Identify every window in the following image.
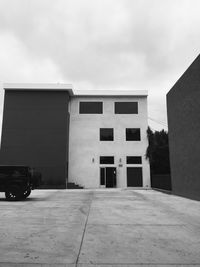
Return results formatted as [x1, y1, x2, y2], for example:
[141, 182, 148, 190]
[126, 128, 141, 141]
[100, 156, 114, 164]
[100, 128, 113, 141]
[126, 156, 142, 164]
[115, 102, 138, 114]
[100, 168, 105, 185]
[79, 102, 103, 114]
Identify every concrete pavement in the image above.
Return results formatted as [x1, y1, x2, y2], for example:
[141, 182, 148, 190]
[0, 189, 199, 266]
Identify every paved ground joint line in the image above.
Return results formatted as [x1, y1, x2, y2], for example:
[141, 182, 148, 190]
[77, 263, 200, 266]
[75, 191, 94, 267]
[0, 263, 200, 266]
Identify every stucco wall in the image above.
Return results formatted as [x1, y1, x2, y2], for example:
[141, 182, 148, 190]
[0, 90, 70, 188]
[167, 54, 200, 200]
[68, 96, 150, 188]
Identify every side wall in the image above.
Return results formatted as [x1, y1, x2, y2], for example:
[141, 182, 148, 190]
[68, 96, 150, 188]
[0, 90, 70, 188]
[167, 55, 200, 200]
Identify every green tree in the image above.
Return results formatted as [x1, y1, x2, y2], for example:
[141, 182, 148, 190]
[146, 127, 170, 174]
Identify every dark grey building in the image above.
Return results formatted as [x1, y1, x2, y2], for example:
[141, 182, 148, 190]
[167, 54, 200, 200]
[0, 84, 73, 188]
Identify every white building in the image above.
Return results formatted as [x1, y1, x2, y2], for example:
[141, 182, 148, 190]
[68, 90, 150, 189]
[0, 84, 150, 189]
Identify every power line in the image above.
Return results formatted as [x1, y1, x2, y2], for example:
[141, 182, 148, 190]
[148, 117, 168, 126]
[148, 117, 168, 127]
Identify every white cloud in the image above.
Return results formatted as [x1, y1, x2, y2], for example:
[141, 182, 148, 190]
[0, 32, 64, 83]
[0, 0, 199, 130]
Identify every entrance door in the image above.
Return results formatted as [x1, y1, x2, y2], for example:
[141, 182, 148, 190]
[100, 167, 116, 188]
[127, 167, 143, 187]
[106, 167, 116, 188]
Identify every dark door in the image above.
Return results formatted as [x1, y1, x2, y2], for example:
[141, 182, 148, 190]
[106, 167, 116, 188]
[127, 167, 143, 187]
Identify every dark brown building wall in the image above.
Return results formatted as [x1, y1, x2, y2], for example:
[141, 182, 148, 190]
[167, 54, 200, 200]
[0, 90, 70, 188]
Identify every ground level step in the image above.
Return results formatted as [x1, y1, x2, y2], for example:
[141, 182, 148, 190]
[67, 182, 84, 189]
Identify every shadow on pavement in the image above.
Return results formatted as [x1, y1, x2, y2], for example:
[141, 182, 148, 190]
[0, 196, 46, 202]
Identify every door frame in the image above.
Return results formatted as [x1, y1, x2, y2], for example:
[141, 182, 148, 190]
[100, 166, 117, 188]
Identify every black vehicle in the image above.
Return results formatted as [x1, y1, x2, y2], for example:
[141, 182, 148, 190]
[0, 166, 42, 200]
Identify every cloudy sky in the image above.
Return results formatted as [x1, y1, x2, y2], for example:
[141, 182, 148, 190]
[0, 0, 199, 132]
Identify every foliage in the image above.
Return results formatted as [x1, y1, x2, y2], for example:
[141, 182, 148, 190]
[146, 127, 170, 174]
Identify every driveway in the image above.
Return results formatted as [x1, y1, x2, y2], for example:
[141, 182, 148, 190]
[0, 189, 199, 266]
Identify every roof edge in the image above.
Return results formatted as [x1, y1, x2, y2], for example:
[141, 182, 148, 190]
[3, 83, 74, 96]
[3, 83, 148, 97]
[73, 89, 148, 96]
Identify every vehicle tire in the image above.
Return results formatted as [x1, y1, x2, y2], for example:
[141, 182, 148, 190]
[5, 185, 24, 201]
[22, 188, 31, 199]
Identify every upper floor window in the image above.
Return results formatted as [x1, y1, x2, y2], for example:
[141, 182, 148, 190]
[115, 102, 138, 114]
[126, 128, 141, 141]
[126, 156, 142, 164]
[100, 128, 114, 141]
[79, 102, 103, 114]
[100, 156, 114, 164]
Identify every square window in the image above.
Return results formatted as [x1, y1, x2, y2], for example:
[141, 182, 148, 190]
[126, 156, 142, 164]
[115, 102, 138, 114]
[100, 156, 114, 164]
[126, 128, 141, 141]
[79, 102, 103, 114]
[100, 128, 114, 141]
